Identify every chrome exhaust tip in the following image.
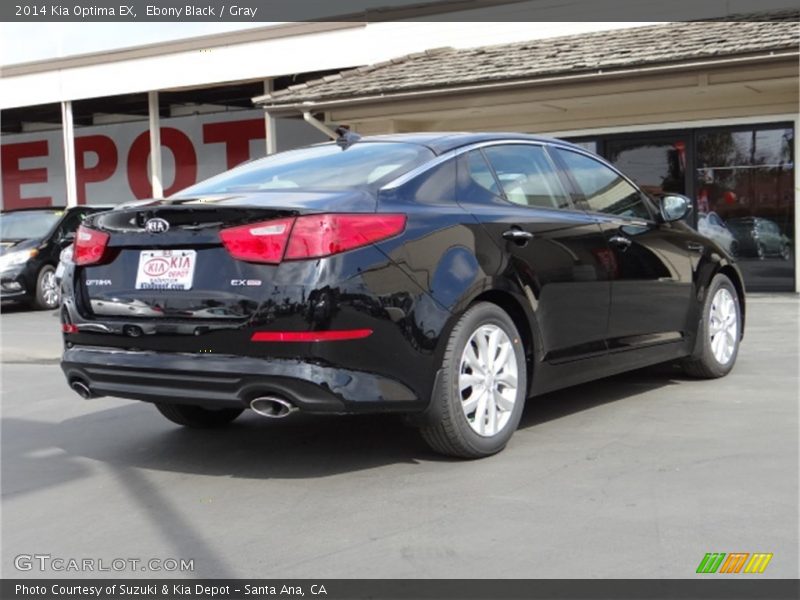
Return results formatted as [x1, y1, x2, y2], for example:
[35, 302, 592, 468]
[70, 379, 93, 400]
[250, 396, 297, 419]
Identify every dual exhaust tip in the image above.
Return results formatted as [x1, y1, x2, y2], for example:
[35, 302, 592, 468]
[69, 379, 95, 400]
[250, 396, 297, 419]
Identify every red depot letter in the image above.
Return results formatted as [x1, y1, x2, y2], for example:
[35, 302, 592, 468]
[1, 140, 51, 209]
[127, 128, 198, 199]
[203, 119, 266, 169]
[75, 135, 118, 205]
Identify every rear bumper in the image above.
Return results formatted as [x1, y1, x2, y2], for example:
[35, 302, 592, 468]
[61, 346, 420, 414]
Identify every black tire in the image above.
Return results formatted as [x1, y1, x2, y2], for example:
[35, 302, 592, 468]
[418, 302, 527, 459]
[682, 274, 741, 379]
[729, 241, 739, 257]
[155, 403, 243, 428]
[756, 243, 766, 260]
[781, 245, 791, 261]
[33, 265, 60, 310]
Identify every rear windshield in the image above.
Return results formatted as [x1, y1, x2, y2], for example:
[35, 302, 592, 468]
[175, 142, 435, 196]
[0, 210, 62, 241]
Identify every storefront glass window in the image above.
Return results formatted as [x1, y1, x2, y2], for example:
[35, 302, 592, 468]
[695, 126, 794, 291]
[606, 137, 687, 197]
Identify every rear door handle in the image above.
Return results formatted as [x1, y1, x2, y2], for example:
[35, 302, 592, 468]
[502, 229, 534, 245]
[609, 235, 632, 250]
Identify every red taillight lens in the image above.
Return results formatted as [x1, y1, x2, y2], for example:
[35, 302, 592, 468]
[74, 225, 110, 266]
[285, 214, 406, 260]
[219, 214, 406, 264]
[219, 217, 295, 264]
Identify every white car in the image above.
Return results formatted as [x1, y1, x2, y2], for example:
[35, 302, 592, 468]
[55, 243, 73, 285]
[698, 212, 738, 256]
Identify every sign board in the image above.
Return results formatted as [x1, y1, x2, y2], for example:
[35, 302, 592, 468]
[0, 110, 325, 210]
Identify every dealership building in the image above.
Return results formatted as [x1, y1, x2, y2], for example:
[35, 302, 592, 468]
[1, 11, 798, 291]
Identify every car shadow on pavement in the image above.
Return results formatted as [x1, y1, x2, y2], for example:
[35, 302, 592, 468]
[3, 363, 690, 492]
[518, 362, 685, 430]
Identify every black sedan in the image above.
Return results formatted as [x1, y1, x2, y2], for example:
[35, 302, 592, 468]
[59, 133, 744, 458]
[1, 206, 108, 309]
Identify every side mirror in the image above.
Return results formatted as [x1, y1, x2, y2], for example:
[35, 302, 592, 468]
[659, 194, 692, 222]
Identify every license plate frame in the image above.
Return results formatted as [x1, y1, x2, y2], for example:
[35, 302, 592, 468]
[135, 249, 197, 291]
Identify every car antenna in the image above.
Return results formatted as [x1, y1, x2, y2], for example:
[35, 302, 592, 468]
[335, 125, 361, 150]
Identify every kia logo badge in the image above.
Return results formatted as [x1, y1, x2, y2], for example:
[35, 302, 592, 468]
[144, 218, 170, 233]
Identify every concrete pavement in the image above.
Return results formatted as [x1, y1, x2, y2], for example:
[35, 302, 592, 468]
[1, 295, 797, 579]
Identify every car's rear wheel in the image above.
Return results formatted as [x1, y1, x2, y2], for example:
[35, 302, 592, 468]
[781, 245, 791, 261]
[682, 274, 741, 378]
[419, 302, 527, 459]
[155, 403, 243, 428]
[34, 265, 60, 310]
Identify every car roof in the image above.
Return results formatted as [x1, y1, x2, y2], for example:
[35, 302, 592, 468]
[346, 132, 584, 155]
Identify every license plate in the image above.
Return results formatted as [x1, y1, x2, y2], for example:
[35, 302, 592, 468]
[135, 250, 197, 290]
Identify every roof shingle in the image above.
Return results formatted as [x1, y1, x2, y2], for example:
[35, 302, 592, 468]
[256, 14, 799, 108]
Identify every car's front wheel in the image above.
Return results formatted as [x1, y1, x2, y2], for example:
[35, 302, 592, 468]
[419, 302, 527, 459]
[682, 274, 741, 378]
[155, 403, 243, 428]
[34, 265, 60, 310]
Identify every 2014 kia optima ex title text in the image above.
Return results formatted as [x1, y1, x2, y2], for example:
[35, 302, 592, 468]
[59, 132, 745, 458]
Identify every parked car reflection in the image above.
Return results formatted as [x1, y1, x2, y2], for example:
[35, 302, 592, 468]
[727, 217, 791, 260]
[697, 212, 738, 256]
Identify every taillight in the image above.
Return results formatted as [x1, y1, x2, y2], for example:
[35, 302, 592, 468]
[286, 214, 406, 260]
[219, 217, 295, 264]
[220, 214, 406, 264]
[74, 225, 110, 266]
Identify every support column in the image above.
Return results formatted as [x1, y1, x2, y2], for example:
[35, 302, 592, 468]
[794, 116, 799, 293]
[60, 101, 78, 207]
[264, 79, 277, 155]
[148, 91, 164, 198]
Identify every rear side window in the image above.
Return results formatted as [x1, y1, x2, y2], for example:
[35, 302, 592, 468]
[556, 149, 652, 220]
[481, 145, 571, 209]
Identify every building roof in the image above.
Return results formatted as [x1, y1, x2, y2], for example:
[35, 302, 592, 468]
[254, 13, 800, 111]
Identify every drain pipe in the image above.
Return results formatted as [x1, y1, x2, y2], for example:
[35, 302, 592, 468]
[302, 112, 338, 140]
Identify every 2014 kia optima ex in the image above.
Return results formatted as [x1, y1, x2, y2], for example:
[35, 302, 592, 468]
[60, 133, 745, 458]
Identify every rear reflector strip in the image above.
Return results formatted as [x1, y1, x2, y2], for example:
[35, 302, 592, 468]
[251, 329, 373, 342]
[62, 324, 79, 334]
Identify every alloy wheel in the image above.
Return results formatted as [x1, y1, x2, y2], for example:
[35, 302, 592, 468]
[708, 287, 738, 365]
[458, 324, 519, 437]
[40, 270, 60, 308]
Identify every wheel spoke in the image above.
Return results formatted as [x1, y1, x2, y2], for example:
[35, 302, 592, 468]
[473, 390, 488, 435]
[461, 389, 480, 416]
[474, 332, 491, 371]
[493, 341, 511, 374]
[459, 372, 484, 391]
[486, 393, 498, 434]
[495, 371, 518, 389]
[464, 343, 484, 374]
[494, 389, 515, 412]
